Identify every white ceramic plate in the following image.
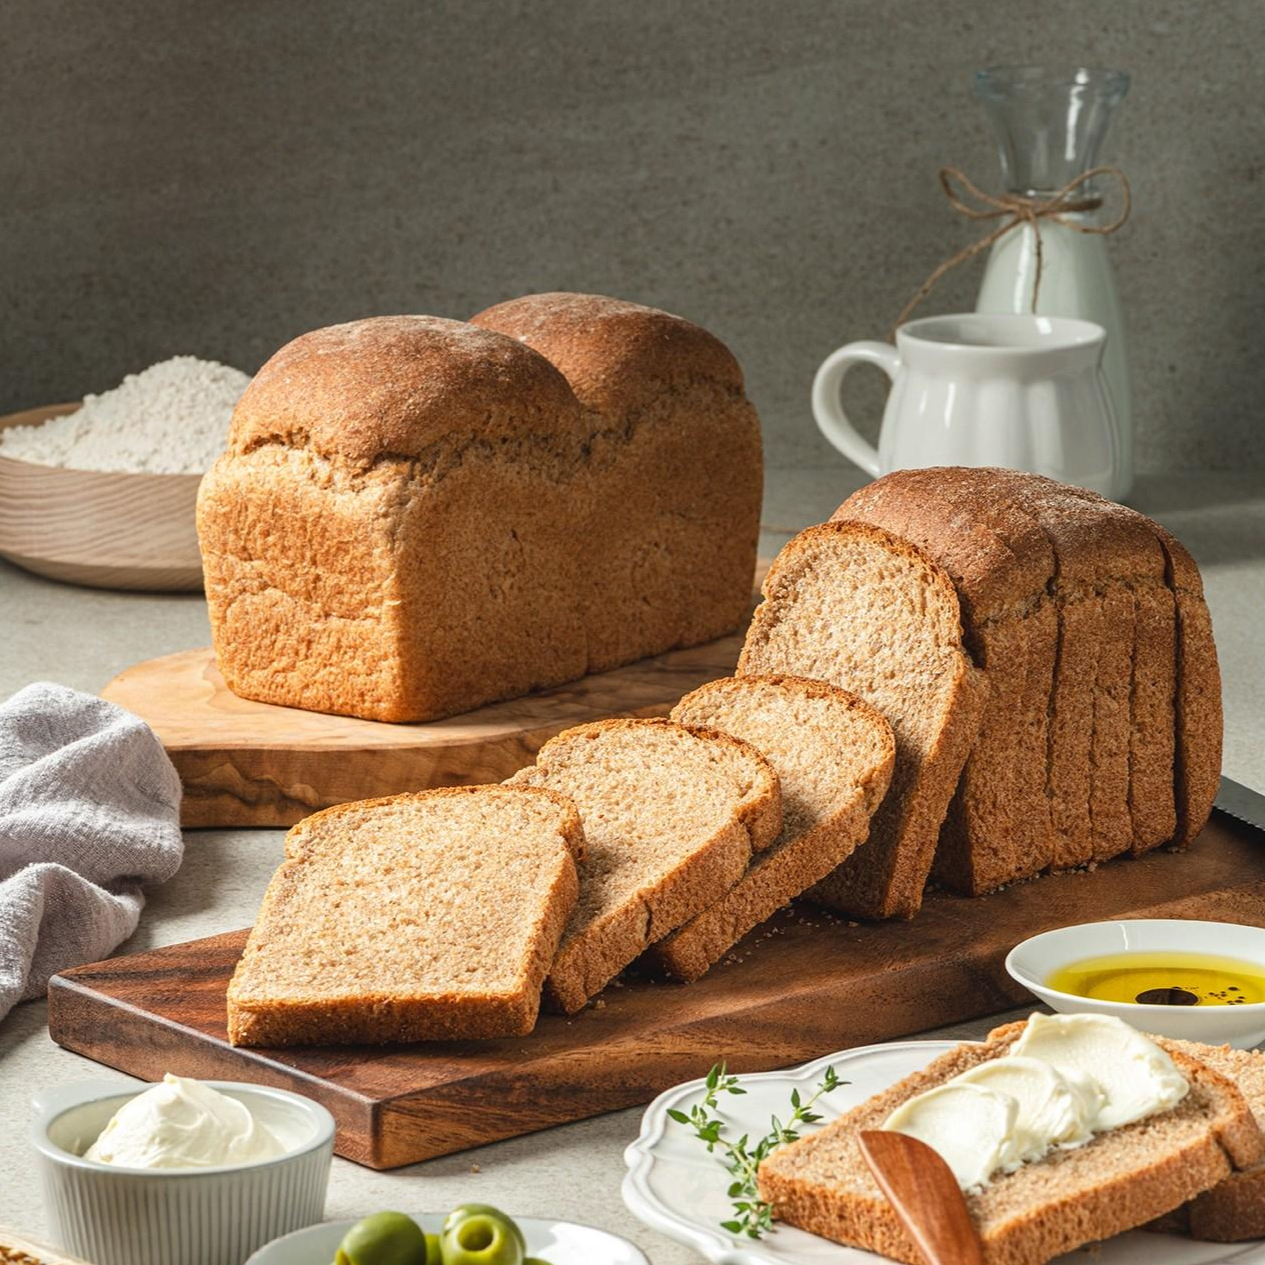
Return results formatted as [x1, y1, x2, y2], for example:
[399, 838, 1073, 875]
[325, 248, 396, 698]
[245, 1213, 648, 1265]
[621, 1041, 1265, 1265]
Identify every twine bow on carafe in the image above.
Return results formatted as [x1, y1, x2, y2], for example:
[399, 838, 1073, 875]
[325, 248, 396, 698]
[892, 164, 1132, 335]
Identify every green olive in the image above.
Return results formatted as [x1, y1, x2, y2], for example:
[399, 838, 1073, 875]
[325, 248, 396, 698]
[441, 1205, 527, 1255]
[425, 1233, 443, 1265]
[440, 1212, 524, 1265]
[333, 1211, 428, 1265]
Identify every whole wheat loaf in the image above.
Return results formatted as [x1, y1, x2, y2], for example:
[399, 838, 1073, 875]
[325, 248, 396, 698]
[643, 674, 895, 981]
[199, 294, 762, 723]
[506, 718, 780, 1013]
[830, 468, 1216, 894]
[227, 785, 584, 1046]
[757, 1019, 1264, 1265]
[472, 293, 763, 671]
[738, 521, 989, 919]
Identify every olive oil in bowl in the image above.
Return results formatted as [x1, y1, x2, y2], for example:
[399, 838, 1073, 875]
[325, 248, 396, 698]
[1048, 951, 1265, 1008]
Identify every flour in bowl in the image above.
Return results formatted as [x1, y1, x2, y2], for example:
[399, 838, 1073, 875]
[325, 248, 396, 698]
[0, 356, 251, 474]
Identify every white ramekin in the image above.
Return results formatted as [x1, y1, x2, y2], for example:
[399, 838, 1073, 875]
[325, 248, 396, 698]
[31, 1078, 335, 1265]
[1006, 918, 1265, 1048]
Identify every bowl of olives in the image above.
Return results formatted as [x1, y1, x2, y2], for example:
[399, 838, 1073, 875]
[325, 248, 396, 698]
[245, 1204, 649, 1265]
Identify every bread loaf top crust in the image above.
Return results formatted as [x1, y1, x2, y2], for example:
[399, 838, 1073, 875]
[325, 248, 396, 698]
[227, 314, 588, 465]
[471, 292, 745, 413]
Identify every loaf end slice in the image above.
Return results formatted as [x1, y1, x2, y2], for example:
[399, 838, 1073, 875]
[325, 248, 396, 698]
[507, 718, 781, 1013]
[758, 1018, 1263, 1265]
[739, 520, 988, 919]
[227, 785, 584, 1046]
[644, 674, 894, 981]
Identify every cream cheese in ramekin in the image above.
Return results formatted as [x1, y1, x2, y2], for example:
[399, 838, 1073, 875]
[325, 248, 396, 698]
[83, 1074, 285, 1169]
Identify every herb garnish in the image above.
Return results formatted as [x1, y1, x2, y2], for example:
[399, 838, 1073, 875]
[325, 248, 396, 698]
[668, 1061, 843, 1239]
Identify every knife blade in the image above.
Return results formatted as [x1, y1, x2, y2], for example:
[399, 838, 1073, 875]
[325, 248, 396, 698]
[1214, 777, 1265, 835]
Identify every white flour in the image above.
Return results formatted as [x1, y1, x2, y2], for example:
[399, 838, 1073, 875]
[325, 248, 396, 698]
[0, 356, 251, 474]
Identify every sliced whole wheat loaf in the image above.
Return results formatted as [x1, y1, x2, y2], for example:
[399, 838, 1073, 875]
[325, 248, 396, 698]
[1150, 1040, 1265, 1241]
[227, 785, 585, 1046]
[738, 521, 989, 920]
[641, 674, 895, 981]
[835, 469, 1057, 894]
[505, 718, 781, 1013]
[972, 473, 1171, 868]
[1031, 478, 1177, 857]
[757, 1018, 1265, 1265]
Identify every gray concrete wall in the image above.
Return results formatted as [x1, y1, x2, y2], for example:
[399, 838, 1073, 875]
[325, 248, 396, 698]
[4, 0, 1262, 473]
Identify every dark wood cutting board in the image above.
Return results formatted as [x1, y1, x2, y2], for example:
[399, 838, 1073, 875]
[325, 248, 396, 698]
[48, 811, 1265, 1170]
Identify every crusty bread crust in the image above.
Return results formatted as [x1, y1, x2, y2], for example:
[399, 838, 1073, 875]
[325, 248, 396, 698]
[740, 520, 988, 919]
[471, 291, 746, 413]
[200, 295, 762, 723]
[507, 718, 781, 1013]
[758, 1019, 1264, 1265]
[227, 785, 584, 1046]
[646, 675, 895, 981]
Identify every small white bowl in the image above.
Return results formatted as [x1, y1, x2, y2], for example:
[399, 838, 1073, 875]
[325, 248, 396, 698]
[246, 1213, 649, 1265]
[1006, 919, 1265, 1048]
[31, 1078, 334, 1265]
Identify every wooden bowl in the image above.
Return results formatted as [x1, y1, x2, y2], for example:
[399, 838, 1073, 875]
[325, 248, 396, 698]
[0, 404, 204, 591]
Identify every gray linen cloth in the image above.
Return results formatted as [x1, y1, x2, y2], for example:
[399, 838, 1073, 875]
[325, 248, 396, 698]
[0, 682, 182, 1021]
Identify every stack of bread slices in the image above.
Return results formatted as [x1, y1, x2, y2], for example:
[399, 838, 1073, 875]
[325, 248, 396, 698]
[742, 467, 1222, 918]
[227, 466, 1221, 1046]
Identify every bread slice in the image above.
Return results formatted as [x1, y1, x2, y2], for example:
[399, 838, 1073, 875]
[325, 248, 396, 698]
[1149, 1040, 1265, 1241]
[757, 1020, 1265, 1265]
[1152, 524, 1223, 847]
[835, 470, 1057, 894]
[738, 520, 989, 919]
[505, 719, 781, 1013]
[640, 675, 895, 981]
[227, 785, 584, 1046]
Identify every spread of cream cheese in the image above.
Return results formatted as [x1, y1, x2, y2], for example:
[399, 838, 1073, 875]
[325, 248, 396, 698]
[82, 1074, 285, 1169]
[883, 1014, 1189, 1191]
[1009, 1012, 1189, 1131]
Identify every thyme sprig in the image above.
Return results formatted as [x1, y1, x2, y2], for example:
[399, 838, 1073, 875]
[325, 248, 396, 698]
[668, 1061, 843, 1239]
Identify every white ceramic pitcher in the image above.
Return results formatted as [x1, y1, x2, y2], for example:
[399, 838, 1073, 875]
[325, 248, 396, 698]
[812, 313, 1123, 499]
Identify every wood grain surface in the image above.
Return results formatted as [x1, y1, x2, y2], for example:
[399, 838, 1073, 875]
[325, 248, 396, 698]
[0, 404, 204, 591]
[100, 613, 759, 829]
[47, 811, 1265, 1170]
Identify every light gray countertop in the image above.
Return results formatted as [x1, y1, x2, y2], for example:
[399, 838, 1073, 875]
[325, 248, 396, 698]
[1, 467, 1263, 1262]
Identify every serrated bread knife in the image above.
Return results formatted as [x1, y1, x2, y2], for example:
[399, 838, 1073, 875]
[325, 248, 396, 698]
[1214, 777, 1265, 834]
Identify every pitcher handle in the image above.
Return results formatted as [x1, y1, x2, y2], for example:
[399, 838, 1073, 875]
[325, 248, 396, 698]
[811, 341, 901, 478]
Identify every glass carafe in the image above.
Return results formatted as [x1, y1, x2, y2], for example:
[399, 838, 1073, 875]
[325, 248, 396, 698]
[974, 66, 1133, 499]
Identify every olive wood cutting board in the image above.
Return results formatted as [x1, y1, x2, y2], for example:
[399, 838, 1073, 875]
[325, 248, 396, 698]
[100, 631, 750, 829]
[48, 809, 1265, 1170]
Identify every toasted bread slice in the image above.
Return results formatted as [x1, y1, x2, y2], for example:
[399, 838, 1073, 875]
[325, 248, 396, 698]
[506, 718, 780, 1013]
[1150, 1040, 1265, 1241]
[642, 674, 894, 981]
[227, 785, 584, 1046]
[738, 520, 989, 919]
[757, 1020, 1264, 1265]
